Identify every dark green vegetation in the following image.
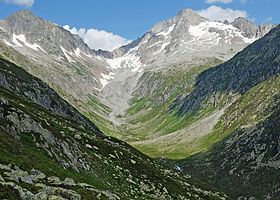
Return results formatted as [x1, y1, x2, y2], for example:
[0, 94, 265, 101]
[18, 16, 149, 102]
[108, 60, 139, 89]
[0, 57, 227, 199]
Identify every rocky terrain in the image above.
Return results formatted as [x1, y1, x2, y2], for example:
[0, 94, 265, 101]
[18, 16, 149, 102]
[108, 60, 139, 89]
[0, 56, 228, 199]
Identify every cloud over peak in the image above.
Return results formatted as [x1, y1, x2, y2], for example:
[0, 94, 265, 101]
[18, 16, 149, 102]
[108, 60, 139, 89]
[63, 25, 132, 51]
[197, 6, 248, 22]
[2, 0, 35, 7]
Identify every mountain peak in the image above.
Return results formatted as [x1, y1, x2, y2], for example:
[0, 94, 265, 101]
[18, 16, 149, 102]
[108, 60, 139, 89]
[3, 9, 47, 35]
[7, 9, 37, 21]
[178, 8, 196, 16]
[231, 17, 276, 38]
[176, 8, 206, 25]
[231, 17, 257, 38]
[232, 17, 256, 30]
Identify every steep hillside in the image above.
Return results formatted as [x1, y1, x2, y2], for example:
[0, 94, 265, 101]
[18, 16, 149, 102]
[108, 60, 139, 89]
[136, 24, 280, 158]
[0, 10, 119, 142]
[0, 57, 228, 199]
[176, 24, 280, 115]
[171, 25, 280, 199]
[180, 85, 280, 198]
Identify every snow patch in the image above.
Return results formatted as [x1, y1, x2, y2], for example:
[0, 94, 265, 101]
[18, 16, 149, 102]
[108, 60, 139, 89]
[146, 41, 162, 49]
[12, 34, 45, 52]
[60, 46, 75, 63]
[74, 48, 82, 57]
[153, 41, 170, 55]
[74, 48, 92, 58]
[156, 24, 175, 37]
[104, 44, 144, 88]
[106, 51, 143, 72]
[189, 21, 258, 45]
[3, 39, 14, 47]
[100, 72, 115, 89]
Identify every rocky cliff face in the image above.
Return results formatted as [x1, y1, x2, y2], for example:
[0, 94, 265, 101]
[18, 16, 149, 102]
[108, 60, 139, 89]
[231, 17, 273, 38]
[231, 17, 258, 38]
[0, 10, 93, 55]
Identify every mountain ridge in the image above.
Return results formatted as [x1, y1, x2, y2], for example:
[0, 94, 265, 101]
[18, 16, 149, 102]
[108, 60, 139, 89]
[0, 8, 276, 158]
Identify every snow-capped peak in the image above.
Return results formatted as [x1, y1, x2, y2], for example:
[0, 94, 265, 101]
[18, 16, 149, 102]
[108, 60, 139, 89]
[189, 21, 258, 45]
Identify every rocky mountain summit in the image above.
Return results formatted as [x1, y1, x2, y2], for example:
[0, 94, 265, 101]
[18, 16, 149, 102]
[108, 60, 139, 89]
[0, 10, 93, 56]
[231, 17, 275, 38]
[0, 10, 109, 101]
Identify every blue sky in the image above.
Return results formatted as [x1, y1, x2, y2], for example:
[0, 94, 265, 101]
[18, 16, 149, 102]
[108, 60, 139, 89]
[0, 0, 279, 50]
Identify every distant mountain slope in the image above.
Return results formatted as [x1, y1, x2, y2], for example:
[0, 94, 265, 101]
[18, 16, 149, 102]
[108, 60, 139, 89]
[0, 57, 227, 199]
[181, 92, 280, 199]
[0, 10, 109, 94]
[102, 9, 273, 125]
[111, 9, 272, 68]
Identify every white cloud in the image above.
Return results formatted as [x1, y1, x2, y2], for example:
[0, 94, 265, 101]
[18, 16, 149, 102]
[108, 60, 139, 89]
[2, 0, 34, 7]
[206, 0, 232, 4]
[197, 6, 248, 22]
[63, 25, 131, 51]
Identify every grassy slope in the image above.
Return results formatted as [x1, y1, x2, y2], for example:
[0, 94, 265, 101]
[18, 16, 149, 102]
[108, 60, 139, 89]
[177, 75, 280, 199]
[198, 75, 280, 150]
[120, 59, 222, 159]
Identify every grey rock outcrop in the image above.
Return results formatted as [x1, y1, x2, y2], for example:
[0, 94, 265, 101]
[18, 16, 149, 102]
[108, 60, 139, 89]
[0, 10, 92, 56]
[231, 17, 276, 38]
[231, 17, 258, 38]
